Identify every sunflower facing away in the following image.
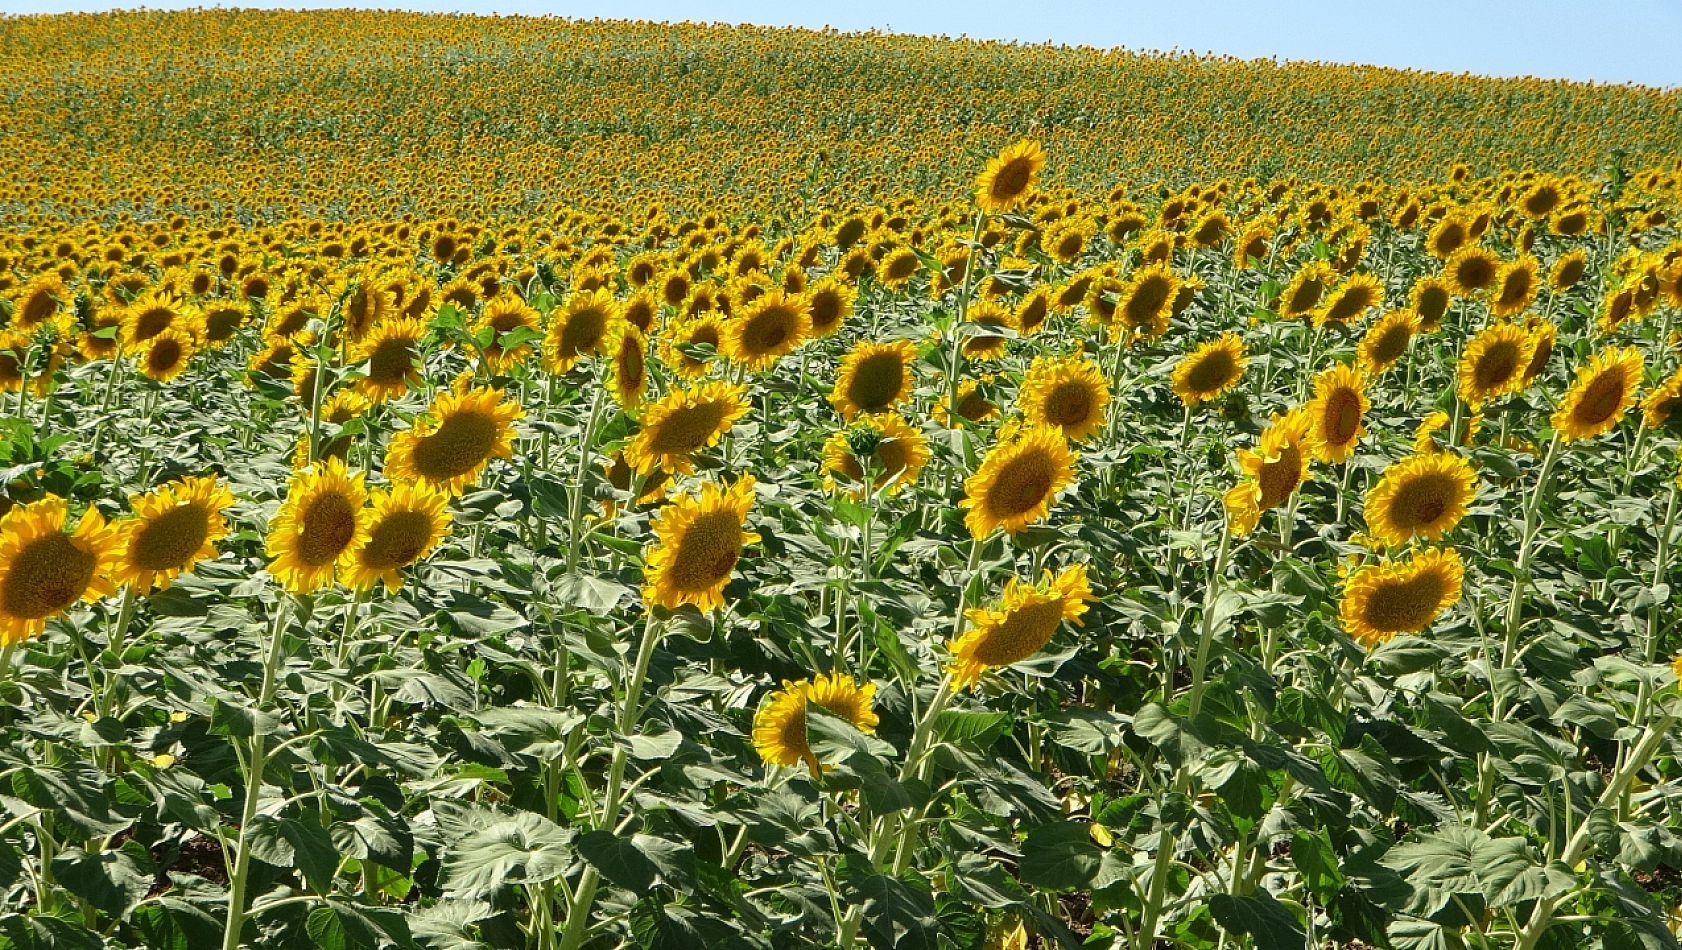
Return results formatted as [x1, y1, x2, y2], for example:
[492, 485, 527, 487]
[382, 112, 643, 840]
[625, 381, 750, 475]
[266, 457, 369, 594]
[831, 339, 917, 419]
[113, 475, 235, 593]
[948, 564, 1093, 689]
[753, 673, 879, 775]
[726, 289, 811, 371]
[1172, 333, 1248, 407]
[353, 317, 426, 402]
[643, 475, 759, 612]
[1364, 453, 1477, 547]
[1223, 405, 1312, 537]
[974, 140, 1045, 214]
[0, 496, 120, 645]
[1552, 346, 1643, 442]
[344, 482, 451, 593]
[821, 413, 931, 496]
[1306, 363, 1369, 464]
[1339, 547, 1464, 647]
[384, 386, 524, 496]
[1456, 322, 1536, 407]
[1357, 310, 1419, 375]
[1016, 353, 1111, 443]
[961, 424, 1077, 539]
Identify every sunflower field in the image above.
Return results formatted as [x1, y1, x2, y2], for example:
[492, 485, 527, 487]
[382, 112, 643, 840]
[2, 9, 1682, 950]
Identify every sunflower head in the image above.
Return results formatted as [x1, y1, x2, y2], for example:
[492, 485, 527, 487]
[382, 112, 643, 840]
[1640, 371, 1682, 429]
[1410, 276, 1452, 331]
[1457, 322, 1536, 407]
[806, 277, 856, 338]
[475, 295, 541, 372]
[1307, 363, 1369, 464]
[114, 475, 235, 594]
[949, 564, 1092, 689]
[1364, 453, 1477, 547]
[961, 424, 1077, 539]
[1552, 346, 1643, 442]
[643, 475, 759, 613]
[1357, 310, 1419, 375]
[831, 339, 917, 419]
[1443, 246, 1499, 296]
[1491, 257, 1539, 316]
[974, 140, 1045, 214]
[0, 496, 120, 644]
[1279, 262, 1333, 320]
[725, 289, 810, 371]
[353, 317, 426, 402]
[752, 672, 878, 775]
[606, 321, 649, 409]
[544, 288, 620, 373]
[266, 457, 369, 595]
[822, 413, 930, 496]
[625, 381, 749, 476]
[345, 482, 451, 594]
[1017, 354, 1111, 442]
[139, 327, 197, 383]
[1340, 547, 1464, 647]
[1316, 273, 1382, 326]
[1224, 406, 1312, 537]
[384, 387, 524, 496]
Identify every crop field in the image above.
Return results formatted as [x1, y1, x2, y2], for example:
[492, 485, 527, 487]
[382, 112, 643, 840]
[1, 8, 1681, 950]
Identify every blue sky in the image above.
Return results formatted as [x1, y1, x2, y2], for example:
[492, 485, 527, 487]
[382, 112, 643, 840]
[4, 0, 1679, 89]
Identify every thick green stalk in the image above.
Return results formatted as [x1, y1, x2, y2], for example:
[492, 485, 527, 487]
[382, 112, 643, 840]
[221, 598, 292, 950]
[1187, 527, 1234, 718]
[1492, 433, 1562, 721]
[563, 384, 609, 574]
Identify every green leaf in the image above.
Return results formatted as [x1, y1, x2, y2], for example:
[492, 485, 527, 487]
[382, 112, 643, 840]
[129, 900, 226, 950]
[576, 830, 660, 895]
[1380, 825, 1542, 916]
[1209, 891, 1307, 950]
[245, 813, 341, 894]
[1290, 830, 1343, 903]
[442, 809, 573, 900]
[50, 846, 151, 917]
[837, 861, 939, 950]
[1019, 821, 1104, 891]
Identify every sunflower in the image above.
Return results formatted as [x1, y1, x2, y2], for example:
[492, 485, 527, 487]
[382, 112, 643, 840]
[0, 497, 120, 645]
[1172, 333, 1248, 407]
[1491, 257, 1539, 316]
[752, 673, 879, 774]
[659, 314, 726, 379]
[475, 295, 541, 372]
[877, 247, 922, 289]
[726, 290, 810, 370]
[1520, 319, 1555, 385]
[1357, 310, 1419, 375]
[1410, 276, 1453, 331]
[961, 299, 1015, 361]
[10, 276, 68, 331]
[961, 424, 1077, 539]
[605, 321, 649, 409]
[122, 291, 189, 346]
[1364, 453, 1477, 547]
[1016, 354, 1111, 443]
[974, 140, 1045, 214]
[1339, 547, 1464, 648]
[384, 387, 522, 496]
[935, 380, 999, 427]
[1306, 363, 1369, 464]
[1518, 178, 1563, 219]
[1112, 264, 1180, 340]
[1222, 406, 1312, 537]
[643, 475, 759, 612]
[200, 304, 248, 345]
[1456, 322, 1535, 407]
[544, 288, 619, 373]
[806, 277, 856, 338]
[1316, 273, 1383, 326]
[1008, 289, 1051, 338]
[78, 306, 124, 362]
[112, 475, 234, 593]
[1641, 370, 1682, 428]
[821, 413, 930, 497]
[948, 564, 1093, 689]
[1549, 251, 1587, 292]
[1443, 247, 1499, 296]
[625, 381, 749, 475]
[351, 317, 424, 402]
[1552, 346, 1643, 442]
[831, 339, 917, 419]
[266, 457, 369, 595]
[340, 279, 394, 343]
[1234, 224, 1272, 270]
[267, 298, 321, 340]
[344, 482, 451, 594]
[1278, 262, 1334, 320]
[139, 327, 197, 383]
[603, 450, 670, 509]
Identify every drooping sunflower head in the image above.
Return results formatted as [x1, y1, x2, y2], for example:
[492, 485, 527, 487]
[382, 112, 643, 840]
[974, 140, 1045, 214]
[752, 672, 878, 774]
[1172, 333, 1248, 407]
[625, 381, 750, 476]
[352, 317, 426, 402]
[542, 288, 619, 374]
[1017, 353, 1111, 443]
[266, 456, 369, 595]
[1410, 276, 1453, 331]
[1443, 246, 1499, 296]
[475, 294, 541, 373]
[726, 290, 810, 371]
[345, 481, 451, 594]
[831, 339, 917, 419]
[1552, 346, 1643, 442]
[1339, 547, 1464, 648]
[1357, 310, 1419, 375]
[1316, 273, 1383, 326]
[1307, 362, 1369, 464]
[139, 327, 197, 383]
[1456, 322, 1536, 407]
[821, 413, 930, 496]
[949, 564, 1092, 689]
[0, 496, 120, 645]
[1491, 257, 1539, 316]
[114, 475, 235, 594]
[384, 386, 524, 496]
[961, 424, 1077, 539]
[643, 475, 759, 613]
[1364, 453, 1477, 547]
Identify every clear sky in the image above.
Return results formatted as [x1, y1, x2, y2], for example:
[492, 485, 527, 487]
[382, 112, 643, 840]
[4, 0, 1679, 90]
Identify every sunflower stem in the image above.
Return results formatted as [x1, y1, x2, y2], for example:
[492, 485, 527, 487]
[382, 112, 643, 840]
[1492, 432, 1562, 723]
[1594, 421, 1647, 601]
[563, 383, 608, 575]
[1187, 526, 1234, 719]
[222, 596, 292, 950]
[943, 210, 986, 430]
[89, 341, 125, 455]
